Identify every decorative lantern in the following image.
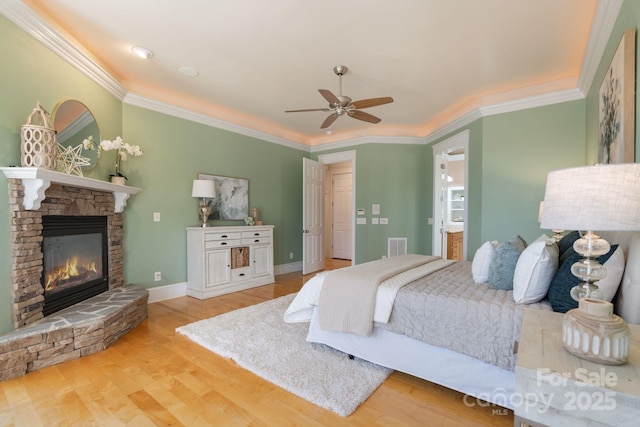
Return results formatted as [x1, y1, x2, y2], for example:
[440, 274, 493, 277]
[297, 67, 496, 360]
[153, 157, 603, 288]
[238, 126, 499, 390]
[20, 102, 57, 170]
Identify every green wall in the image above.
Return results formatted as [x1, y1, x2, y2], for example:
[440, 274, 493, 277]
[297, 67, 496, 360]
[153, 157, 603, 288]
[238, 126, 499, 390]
[314, 143, 431, 264]
[480, 101, 586, 245]
[120, 105, 307, 286]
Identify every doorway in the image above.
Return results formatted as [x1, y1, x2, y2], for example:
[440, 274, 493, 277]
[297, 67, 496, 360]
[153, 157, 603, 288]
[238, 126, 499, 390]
[302, 151, 356, 275]
[325, 162, 353, 260]
[432, 130, 469, 260]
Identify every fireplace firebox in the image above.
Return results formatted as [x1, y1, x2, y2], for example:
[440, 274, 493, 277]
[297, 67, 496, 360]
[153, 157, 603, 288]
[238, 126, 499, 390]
[42, 215, 109, 316]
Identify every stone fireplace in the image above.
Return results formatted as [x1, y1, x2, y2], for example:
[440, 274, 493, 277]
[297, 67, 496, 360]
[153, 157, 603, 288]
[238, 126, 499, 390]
[9, 180, 124, 328]
[0, 168, 146, 380]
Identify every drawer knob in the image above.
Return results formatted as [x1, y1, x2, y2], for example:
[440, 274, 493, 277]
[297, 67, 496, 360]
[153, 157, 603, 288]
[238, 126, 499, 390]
[221, 242, 227, 246]
[254, 239, 260, 243]
[221, 235, 228, 238]
[254, 233, 260, 236]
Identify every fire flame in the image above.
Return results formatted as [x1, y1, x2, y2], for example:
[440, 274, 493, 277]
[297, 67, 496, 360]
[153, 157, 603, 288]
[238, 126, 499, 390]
[45, 255, 98, 291]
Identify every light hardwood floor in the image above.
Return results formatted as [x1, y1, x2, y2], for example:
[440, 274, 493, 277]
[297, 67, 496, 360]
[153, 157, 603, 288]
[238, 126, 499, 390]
[0, 259, 513, 426]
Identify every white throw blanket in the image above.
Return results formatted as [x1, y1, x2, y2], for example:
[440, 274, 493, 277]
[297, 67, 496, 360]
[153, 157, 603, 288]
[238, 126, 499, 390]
[284, 256, 454, 334]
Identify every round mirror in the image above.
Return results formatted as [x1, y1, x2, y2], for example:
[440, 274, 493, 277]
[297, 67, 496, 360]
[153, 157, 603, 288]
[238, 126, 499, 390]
[52, 99, 100, 172]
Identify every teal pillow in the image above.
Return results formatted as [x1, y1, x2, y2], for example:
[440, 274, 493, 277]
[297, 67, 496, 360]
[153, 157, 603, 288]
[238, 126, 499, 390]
[547, 245, 618, 313]
[488, 235, 527, 290]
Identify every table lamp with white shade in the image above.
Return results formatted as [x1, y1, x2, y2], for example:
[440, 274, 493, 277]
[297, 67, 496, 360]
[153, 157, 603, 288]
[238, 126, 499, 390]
[540, 163, 640, 301]
[540, 163, 640, 364]
[192, 179, 216, 227]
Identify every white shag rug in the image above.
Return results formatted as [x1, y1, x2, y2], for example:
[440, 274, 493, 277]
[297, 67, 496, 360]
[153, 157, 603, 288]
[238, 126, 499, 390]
[176, 293, 392, 416]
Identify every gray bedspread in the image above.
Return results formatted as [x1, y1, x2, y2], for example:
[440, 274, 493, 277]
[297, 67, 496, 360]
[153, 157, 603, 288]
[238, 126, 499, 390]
[377, 261, 552, 371]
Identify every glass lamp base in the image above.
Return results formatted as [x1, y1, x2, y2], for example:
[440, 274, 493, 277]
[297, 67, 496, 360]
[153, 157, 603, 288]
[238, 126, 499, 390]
[570, 284, 602, 301]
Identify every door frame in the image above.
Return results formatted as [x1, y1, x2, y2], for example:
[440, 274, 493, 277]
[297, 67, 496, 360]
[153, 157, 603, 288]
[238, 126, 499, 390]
[317, 150, 356, 266]
[432, 130, 469, 259]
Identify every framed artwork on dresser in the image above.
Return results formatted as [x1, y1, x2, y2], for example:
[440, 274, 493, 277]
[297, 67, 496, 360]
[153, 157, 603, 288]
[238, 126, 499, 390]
[598, 28, 636, 164]
[197, 173, 249, 220]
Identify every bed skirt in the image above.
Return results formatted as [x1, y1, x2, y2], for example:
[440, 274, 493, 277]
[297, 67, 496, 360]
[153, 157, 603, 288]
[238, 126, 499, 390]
[307, 307, 516, 410]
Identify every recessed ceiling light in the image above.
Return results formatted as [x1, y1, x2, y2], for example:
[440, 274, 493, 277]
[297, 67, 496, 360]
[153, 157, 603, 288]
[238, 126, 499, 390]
[131, 46, 153, 59]
[179, 66, 199, 77]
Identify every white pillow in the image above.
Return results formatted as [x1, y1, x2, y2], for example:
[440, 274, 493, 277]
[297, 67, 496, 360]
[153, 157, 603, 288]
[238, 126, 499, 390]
[513, 235, 559, 304]
[596, 245, 625, 302]
[472, 240, 498, 283]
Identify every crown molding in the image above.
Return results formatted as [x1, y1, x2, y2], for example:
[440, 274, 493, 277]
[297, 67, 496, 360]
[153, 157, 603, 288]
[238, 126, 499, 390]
[122, 93, 310, 152]
[309, 135, 426, 153]
[0, 0, 127, 100]
[3, 0, 620, 152]
[577, 0, 624, 95]
[424, 88, 585, 145]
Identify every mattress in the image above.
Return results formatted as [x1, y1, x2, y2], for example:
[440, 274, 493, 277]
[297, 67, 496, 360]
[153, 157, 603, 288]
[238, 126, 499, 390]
[377, 261, 552, 371]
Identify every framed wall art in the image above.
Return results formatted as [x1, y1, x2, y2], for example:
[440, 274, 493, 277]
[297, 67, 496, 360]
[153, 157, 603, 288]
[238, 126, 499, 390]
[598, 28, 636, 164]
[197, 173, 249, 220]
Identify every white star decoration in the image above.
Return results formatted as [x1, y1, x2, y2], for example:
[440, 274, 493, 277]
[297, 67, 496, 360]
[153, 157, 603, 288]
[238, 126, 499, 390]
[57, 143, 91, 176]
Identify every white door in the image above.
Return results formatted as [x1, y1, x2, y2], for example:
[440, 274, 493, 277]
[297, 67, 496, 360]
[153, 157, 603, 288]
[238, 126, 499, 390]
[332, 173, 352, 259]
[303, 158, 324, 274]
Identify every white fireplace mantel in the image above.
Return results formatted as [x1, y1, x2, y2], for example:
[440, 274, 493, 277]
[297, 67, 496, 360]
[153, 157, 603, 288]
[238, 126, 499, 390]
[1, 167, 141, 213]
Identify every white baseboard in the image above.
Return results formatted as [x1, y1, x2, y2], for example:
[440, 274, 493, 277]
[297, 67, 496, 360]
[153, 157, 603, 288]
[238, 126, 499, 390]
[275, 261, 302, 275]
[148, 282, 187, 303]
[147, 263, 302, 303]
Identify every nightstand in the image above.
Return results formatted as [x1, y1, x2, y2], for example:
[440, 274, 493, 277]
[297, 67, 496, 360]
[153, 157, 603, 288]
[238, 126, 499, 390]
[515, 308, 640, 427]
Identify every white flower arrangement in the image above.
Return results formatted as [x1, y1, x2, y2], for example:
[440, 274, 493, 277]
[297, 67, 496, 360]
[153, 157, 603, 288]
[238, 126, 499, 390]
[99, 136, 143, 179]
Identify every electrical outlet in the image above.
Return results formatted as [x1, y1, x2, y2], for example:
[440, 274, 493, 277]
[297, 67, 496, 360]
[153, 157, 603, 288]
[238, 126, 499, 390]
[153, 212, 160, 222]
[380, 218, 389, 224]
[289, 252, 294, 259]
[154, 271, 161, 281]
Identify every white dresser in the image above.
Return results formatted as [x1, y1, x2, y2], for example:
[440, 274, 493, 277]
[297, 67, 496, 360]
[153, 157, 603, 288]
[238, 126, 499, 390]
[186, 225, 275, 299]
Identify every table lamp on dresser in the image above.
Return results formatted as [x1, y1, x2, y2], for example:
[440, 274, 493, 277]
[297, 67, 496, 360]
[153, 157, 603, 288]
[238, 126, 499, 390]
[192, 179, 216, 227]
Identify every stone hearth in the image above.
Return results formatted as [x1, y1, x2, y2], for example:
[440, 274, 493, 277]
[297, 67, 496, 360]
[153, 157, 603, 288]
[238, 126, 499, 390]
[0, 285, 147, 380]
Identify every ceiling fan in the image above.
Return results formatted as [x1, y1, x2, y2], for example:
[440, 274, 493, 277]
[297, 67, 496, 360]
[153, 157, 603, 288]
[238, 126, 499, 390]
[285, 65, 394, 129]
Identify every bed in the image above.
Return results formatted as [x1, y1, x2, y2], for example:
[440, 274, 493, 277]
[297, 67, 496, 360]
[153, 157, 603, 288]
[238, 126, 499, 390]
[284, 231, 640, 411]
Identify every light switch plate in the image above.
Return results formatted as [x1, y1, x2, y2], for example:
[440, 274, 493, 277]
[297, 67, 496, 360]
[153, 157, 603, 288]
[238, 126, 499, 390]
[356, 217, 367, 225]
[380, 218, 389, 224]
[372, 217, 379, 224]
[372, 204, 380, 215]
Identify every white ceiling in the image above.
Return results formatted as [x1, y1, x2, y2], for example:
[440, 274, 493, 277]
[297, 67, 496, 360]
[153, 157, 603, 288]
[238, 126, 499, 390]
[20, 0, 600, 147]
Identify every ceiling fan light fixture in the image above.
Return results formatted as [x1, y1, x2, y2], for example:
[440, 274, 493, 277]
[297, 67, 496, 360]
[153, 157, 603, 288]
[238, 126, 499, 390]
[131, 46, 154, 59]
[285, 65, 393, 129]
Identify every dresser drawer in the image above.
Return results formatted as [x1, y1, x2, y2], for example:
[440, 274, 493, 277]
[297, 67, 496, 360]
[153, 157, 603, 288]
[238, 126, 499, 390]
[243, 237, 270, 245]
[242, 230, 272, 239]
[205, 239, 242, 249]
[205, 231, 242, 241]
[231, 267, 252, 280]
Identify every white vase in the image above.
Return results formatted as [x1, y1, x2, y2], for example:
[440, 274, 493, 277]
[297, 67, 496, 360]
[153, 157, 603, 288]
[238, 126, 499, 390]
[111, 176, 126, 186]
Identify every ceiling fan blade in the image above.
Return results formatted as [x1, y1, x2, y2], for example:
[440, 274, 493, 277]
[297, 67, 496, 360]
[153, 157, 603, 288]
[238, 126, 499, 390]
[320, 113, 340, 129]
[318, 89, 340, 105]
[285, 108, 332, 113]
[351, 97, 394, 109]
[349, 110, 381, 124]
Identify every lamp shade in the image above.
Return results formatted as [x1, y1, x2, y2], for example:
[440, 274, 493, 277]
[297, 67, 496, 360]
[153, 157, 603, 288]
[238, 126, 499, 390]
[540, 164, 640, 231]
[191, 179, 216, 198]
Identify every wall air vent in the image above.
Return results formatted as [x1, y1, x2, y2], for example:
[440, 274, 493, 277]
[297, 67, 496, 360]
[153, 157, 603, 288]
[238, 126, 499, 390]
[387, 237, 407, 257]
